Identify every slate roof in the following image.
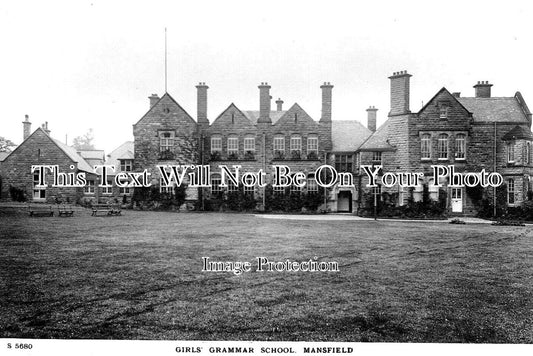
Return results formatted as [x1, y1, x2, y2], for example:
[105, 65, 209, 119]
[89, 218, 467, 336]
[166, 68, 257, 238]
[502, 125, 533, 141]
[242, 110, 287, 125]
[357, 119, 396, 151]
[0, 151, 9, 161]
[457, 97, 529, 123]
[51, 136, 94, 172]
[78, 150, 105, 160]
[106, 141, 134, 170]
[331, 120, 372, 152]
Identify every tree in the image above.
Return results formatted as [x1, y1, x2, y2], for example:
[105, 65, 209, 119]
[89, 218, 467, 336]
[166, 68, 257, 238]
[0, 136, 16, 152]
[72, 129, 95, 150]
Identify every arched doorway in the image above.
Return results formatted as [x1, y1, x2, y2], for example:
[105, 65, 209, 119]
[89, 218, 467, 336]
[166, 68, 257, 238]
[337, 191, 352, 213]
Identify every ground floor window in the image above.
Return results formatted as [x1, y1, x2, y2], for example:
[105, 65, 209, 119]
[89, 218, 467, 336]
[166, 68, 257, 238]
[102, 181, 113, 195]
[84, 180, 95, 195]
[211, 175, 221, 194]
[160, 178, 174, 194]
[33, 171, 46, 200]
[508, 178, 515, 205]
[119, 187, 131, 195]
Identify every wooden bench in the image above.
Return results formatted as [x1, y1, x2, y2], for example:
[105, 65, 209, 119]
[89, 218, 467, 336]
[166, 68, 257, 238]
[28, 204, 54, 217]
[91, 203, 121, 216]
[58, 204, 74, 217]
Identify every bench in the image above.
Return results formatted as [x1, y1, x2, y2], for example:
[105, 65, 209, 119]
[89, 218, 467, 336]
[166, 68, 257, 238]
[58, 204, 74, 217]
[91, 203, 121, 216]
[28, 204, 54, 217]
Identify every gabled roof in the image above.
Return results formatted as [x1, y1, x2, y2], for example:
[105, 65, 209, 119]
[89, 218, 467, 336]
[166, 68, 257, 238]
[457, 96, 529, 123]
[331, 120, 372, 152]
[418, 87, 472, 115]
[274, 103, 317, 127]
[242, 110, 286, 125]
[133, 92, 196, 126]
[357, 119, 396, 152]
[502, 125, 533, 141]
[211, 103, 255, 127]
[52, 137, 94, 172]
[2, 127, 94, 173]
[106, 141, 134, 169]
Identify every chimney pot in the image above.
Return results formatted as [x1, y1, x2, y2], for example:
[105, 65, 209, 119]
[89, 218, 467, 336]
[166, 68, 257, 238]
[196, 82, 209, 125]
[452, 92, 461, 98]
[366, 106, 378, 132]
[149, 94, 159, 108]
[320, 82, 333, 123]
[258, 82, 272, 124]
[474, 80, 493, 98]
[388, 70, 412, 115]
[275, 98, 284, 111]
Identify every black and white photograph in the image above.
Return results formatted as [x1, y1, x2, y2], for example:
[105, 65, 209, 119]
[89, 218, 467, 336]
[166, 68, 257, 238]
[0, 1, 532, 355]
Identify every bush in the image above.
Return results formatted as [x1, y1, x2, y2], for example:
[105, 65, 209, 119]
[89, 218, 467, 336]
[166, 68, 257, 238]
[132, 184, 188, 211]
[9, 186, 26, 202]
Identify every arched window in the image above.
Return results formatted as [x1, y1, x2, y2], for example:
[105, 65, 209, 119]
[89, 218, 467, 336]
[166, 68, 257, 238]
[438, 134, 448, 160]
[421, 134, 431, 159]
[455, 134, 466, 160]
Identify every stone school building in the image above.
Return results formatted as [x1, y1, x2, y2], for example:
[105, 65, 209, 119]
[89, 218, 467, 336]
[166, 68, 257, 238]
[1, 71, 532, 216]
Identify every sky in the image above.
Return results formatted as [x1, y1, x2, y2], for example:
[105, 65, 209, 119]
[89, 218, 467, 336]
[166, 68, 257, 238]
[1, 0, 532, 154]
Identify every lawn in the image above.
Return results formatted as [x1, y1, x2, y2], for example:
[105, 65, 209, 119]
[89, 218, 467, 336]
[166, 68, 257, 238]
[0, 209, 532, 342]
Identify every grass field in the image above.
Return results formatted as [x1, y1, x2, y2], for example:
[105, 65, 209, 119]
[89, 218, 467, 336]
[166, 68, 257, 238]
[0, 210, 532, 342]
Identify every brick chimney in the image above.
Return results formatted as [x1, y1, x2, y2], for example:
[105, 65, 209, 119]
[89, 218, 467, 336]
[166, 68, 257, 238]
[196, 82, 209, 125]
[452, 92, 461, 98]
[320, 82, 333, 123]
[275, 98, 284, 111]
[366, 106, 378, 132]
[42, 121, 51, 135]
[149, 94, 159, 108]
[22, 114, 31, 141]
[389, 71, 412, 116]
[257, 82, 272, 124]
[474, 81, 492, 98]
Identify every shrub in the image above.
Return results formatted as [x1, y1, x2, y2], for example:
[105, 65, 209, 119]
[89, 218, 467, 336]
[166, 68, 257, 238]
[9, 186, 26, 202]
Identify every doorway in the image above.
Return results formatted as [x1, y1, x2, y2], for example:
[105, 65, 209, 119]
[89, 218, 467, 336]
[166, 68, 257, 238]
[337, 191, 352, 213]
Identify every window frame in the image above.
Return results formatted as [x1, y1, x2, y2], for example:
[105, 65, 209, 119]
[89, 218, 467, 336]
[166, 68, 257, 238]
[211, 136, 222, 153]
[455, 134, 466, 160]
[437, 133, 449, 160]
[421, 133, 431, 160]
[159, 131, 175, 153]
[507, 178, 515, 205]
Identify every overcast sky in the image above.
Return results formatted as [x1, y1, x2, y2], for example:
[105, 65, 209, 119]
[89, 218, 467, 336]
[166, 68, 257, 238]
[1, 0, 532, 154]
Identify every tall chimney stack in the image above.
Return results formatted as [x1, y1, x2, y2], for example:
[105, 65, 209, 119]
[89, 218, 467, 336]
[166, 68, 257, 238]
[196, 82, 209, 125]
[275, 98, 284, 112]
[257, 82, 272, 124]
[320, 82, 333, 123]
[22, 114, 31, 141]
[149, 94, 160, 108]
[366, 106, 378, 132]
[474, 81, 492, 98]
[388, 71, 412, 116]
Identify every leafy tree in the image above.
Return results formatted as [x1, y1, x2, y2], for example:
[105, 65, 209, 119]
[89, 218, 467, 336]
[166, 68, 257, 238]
[72, 129, 95, 150]
[0, 136, 16, 152]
